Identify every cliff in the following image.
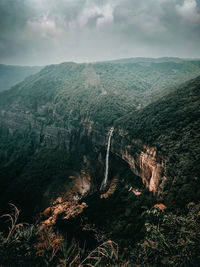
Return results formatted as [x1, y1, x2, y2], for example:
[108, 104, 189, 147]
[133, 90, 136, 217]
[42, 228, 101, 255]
[0, 61, 200, 219]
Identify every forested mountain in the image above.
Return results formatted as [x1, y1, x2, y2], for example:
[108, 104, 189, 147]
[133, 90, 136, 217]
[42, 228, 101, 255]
[106, 56, 190, 63]
[116, 75, 200, 208]
[0, 64, 42, 92]
[1, 59, 200, 127]
[0, 58, 200, 219]
[0, 59, 200, 266]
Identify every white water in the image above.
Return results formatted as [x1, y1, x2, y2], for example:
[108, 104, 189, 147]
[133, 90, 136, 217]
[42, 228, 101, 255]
[100, 127, 114, 190]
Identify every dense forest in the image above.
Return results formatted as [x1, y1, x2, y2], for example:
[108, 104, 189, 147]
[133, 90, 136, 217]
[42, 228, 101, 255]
[0, 59, 200, 266]
[116, 75, 200, 208]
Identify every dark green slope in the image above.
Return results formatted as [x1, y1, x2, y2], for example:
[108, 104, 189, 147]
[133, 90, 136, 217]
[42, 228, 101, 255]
[0, 60, 200, 266]
[0, 64, 43, 92]
[0, 62, 143, 129]
[1, 60, 200, 128]
[0, 61, 149, 217]
[116, 76, 200, 208]
[0, 60, 200, 218]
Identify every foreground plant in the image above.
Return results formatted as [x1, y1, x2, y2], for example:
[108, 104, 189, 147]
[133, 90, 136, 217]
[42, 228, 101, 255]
[0, 204, 37, 266]
[0, 204, 127, 267]
[133, 203, 200, 266]
[78, 240, 118, 267]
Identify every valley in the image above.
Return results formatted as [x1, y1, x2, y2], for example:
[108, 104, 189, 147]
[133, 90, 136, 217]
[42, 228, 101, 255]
[0, 58, 200, 266]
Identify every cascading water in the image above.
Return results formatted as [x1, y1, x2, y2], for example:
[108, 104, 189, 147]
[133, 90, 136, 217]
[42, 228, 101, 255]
[100, 127, 114, 190]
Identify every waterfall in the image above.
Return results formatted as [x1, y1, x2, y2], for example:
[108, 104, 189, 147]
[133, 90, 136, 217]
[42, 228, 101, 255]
[100, 127, 114, 190]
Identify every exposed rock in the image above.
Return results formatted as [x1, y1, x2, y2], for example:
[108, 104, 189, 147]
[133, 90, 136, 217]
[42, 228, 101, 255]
[128, 187, 142, 196]
[66, 170, 92, 200]
[0, 103, 167, 202]
[119, 144, 166, 196]
[100, 177, 118, 199]
[40, 196, 88, 227]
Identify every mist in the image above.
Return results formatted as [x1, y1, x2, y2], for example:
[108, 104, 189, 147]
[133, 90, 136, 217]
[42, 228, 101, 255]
[0, 0, 200, 65]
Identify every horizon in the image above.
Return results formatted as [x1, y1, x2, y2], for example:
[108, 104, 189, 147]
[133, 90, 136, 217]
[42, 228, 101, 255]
[0, 0, 200, 65]
[1, 56, 200, 67]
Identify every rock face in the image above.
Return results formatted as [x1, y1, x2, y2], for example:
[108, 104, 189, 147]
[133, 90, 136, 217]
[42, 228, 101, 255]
[40, 196, 88, 227]
[1, 62, 200, 222]
[2, 60, 187, 214]
[58, 127, 167, 198]
[100, 177, 118, 199]
[67, 170, 92, 200]
[0, 106, 167, 202]
[119, 144, 166, 196]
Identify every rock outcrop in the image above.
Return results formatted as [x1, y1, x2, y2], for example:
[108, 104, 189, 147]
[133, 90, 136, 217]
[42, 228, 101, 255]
[0, 107, 167, 199]
[119, 144, 166, 196]
[40, 196, 88, 227]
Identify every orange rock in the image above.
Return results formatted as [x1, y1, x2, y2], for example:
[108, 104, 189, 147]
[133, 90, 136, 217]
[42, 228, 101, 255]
[43, 207, 52, 218]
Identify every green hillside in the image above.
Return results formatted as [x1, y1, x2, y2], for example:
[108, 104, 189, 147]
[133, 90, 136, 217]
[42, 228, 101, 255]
[0, 59, 200, 266]
[116, 76, 200, 208]
[0, 60, 200, 214]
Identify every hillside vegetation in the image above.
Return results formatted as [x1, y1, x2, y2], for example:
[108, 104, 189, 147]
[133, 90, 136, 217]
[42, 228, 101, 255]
[0, 60, 200, 214]
[116, 76, 200, 208]
[0, 59, 200, 266]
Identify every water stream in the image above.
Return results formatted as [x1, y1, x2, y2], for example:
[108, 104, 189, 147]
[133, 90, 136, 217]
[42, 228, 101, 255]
[100, 127, 114, 190]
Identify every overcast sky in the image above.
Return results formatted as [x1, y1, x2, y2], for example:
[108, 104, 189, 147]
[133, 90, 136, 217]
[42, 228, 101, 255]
[0, 0, 200, 65]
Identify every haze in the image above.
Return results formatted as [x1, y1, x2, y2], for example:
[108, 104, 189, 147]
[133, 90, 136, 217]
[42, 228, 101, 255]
[0, 0, 200, 65]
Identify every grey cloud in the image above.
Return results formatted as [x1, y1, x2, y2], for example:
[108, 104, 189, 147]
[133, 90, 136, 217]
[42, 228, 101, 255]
[0, 0, 200, 65]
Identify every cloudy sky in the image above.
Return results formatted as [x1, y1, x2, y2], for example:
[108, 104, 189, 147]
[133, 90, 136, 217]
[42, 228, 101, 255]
[0, 0, 200, 65]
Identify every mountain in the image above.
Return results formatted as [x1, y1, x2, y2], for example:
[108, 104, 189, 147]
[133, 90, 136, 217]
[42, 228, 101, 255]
[73, 75, 200, 250]
[0, 64, 43, 92]
[116, 75, 200, 208]
[106, 56, 185, 64]
[106, 56, 200, 64]
[0, 58, 200, 266]
[0, 59, 200, 217]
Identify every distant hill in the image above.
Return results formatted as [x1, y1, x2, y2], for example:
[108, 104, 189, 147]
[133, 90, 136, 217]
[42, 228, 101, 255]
[1, 60, 200, 130]
[106, 57, 200, 64]
[0, 64, 43, 92]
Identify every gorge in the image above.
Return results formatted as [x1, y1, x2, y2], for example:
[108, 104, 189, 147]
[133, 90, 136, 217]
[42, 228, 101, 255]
[0, 58, 200, 266]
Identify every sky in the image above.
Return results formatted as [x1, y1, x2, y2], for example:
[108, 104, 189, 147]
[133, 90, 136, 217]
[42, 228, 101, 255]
[0, 0, 200, 65]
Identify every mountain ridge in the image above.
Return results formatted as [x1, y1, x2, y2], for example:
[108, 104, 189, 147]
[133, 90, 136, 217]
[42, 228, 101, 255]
[0, 59, 200, 217]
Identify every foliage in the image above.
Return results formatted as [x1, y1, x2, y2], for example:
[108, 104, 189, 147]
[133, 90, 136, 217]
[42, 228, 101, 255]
[2, 202, 200, 266]
[80, 182, 155, 248]
[0, 61, 200, 216]
[0, 204, 124, 267]
[117, 75, 200, 208]
[132, 203, 200, 266]
[0, 204, 37, 266]
[0, 60, 200, 266]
